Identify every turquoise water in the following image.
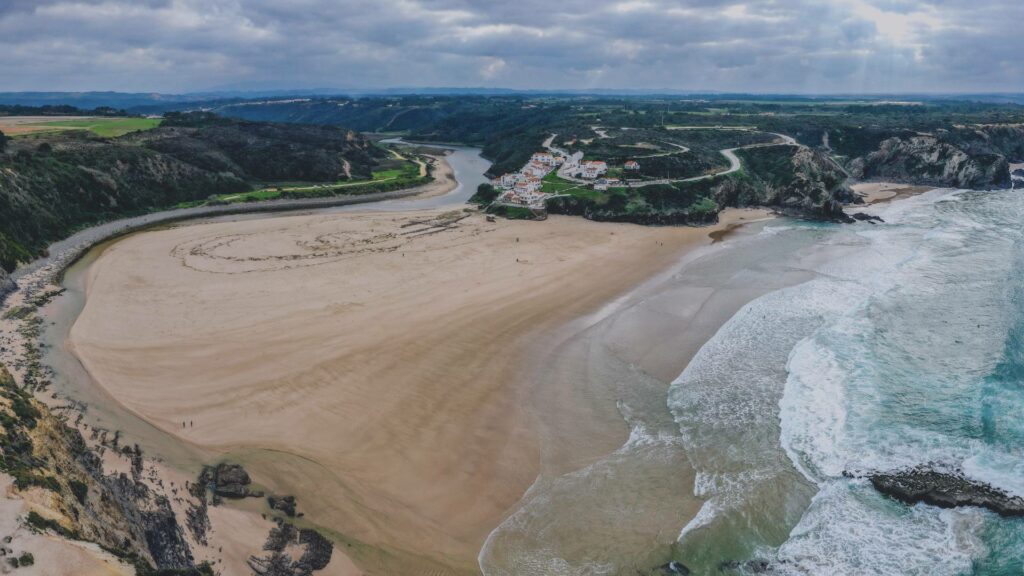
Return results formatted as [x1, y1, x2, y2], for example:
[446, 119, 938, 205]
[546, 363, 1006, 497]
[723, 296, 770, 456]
[671, 189, 1024, 574]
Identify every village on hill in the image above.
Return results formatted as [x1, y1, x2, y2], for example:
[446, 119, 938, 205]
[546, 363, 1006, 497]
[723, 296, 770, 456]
[491, 148, 640, 209]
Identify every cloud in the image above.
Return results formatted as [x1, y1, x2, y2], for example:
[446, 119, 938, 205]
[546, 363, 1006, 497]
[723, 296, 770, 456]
[0, 0, 1020, 93]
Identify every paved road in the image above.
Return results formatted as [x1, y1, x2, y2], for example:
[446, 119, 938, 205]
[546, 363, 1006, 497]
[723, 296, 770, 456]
[629, 132, 799, 187]
[544, 128, 799, 188]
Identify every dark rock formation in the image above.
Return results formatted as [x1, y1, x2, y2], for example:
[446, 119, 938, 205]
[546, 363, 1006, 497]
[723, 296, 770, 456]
[263, 520, 299, 552]
[200, 462, 264, 499]
[720, 559, 773, 573]
[848, 135, 1010, 190]
[297, 528, 334, 571]
[106, 473, 196, 569]
[868, 467, 1024, 517]
[250, 518, 334, 576]
[269, 495, 297, 517]
[1013, 168, 1024, 179]
[851, 212, 885, 223]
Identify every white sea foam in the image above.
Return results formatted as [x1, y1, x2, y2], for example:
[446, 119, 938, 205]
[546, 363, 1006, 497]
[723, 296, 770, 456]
[672, 187, 1024, 571]
[771, 480, 989, 576]
[963, 452, 1024, 499]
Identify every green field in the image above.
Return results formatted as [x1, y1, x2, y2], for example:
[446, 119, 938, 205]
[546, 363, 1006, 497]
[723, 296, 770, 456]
[540, 172, 609, 202]
[177, 158, 427, 207]
[29, 117, 162, 137]
[540, 171, 586, 194]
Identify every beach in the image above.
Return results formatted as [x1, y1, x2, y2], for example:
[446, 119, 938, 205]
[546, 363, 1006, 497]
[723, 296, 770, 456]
[64, 205, 776, 575]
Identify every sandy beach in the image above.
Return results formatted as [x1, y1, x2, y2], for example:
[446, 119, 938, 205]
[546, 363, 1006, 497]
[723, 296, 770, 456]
[850, 181, 934, 204]
[66, 205, 772, 574]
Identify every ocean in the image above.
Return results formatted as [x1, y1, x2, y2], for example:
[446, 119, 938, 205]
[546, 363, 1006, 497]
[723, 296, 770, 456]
[672, 188, 1024, 574]
[480, 187, 1024, 575]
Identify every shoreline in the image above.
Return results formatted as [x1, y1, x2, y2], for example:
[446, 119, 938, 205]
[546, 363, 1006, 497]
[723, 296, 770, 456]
[59, 203, 770, 569]
[1, 168, 941, 574]
[850, 181, 937, 205]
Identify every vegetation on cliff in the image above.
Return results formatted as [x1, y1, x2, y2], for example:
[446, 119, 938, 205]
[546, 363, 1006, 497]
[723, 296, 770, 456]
[0, 363, 208, 573]
[0, 112, 388, 271]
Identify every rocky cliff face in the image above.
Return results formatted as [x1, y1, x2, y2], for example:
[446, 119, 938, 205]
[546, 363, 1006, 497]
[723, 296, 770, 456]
[0, 363, 197, 571]
[783, 146, 857, 219]
[725, 144, 855, 221]
[848, 134, 1011, 189]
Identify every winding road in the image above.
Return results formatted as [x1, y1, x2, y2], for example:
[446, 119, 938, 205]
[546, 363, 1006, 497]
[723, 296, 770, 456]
[544, 128, 799, 188]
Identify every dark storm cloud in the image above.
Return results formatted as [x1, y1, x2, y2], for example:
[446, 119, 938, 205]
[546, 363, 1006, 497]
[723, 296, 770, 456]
[0, 0, 1021, 93]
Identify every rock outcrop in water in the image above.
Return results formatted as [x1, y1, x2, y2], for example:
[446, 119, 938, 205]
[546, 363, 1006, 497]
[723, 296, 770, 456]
[868, 467, 1024, 517]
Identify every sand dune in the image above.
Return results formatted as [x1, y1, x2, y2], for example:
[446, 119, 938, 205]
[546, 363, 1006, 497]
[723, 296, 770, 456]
[69, 207, 769, 574]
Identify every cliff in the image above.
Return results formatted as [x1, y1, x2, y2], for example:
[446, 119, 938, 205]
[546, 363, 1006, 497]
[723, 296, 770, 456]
[726, 144, 855, 220]
[0, 362, 202, 573]
[848, 134, 1011, 189]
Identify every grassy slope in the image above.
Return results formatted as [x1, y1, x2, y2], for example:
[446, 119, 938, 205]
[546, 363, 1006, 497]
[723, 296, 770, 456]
[179, 152, 427, 207]
[14, 117, 162, 138]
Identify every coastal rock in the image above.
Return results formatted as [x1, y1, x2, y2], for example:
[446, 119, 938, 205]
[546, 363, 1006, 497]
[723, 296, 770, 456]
[848, 135, 1010, 190]
[720, 559, 773, 573]
[251, 520, 333, 576]
[106, 472, 196, 569]
[263, 520, 299, 552]
[1013, 168, 1024, 179]
[868, 467, 1024, 517]
[269, 495, 297, 517]
[297, 528, 333, 571]
[851, 212, 884, 223]
[200, 462, 264, 499]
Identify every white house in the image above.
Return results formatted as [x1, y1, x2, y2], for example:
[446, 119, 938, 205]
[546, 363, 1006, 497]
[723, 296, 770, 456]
[515, 178, 542, 195]
[531, 152, 556, 167]
[500, 173, 520, 189]
[523, 162, 550, 179]
[624, 160, 640, 171]
[594, 178, 610, 191]
[581, 161, 608, 180]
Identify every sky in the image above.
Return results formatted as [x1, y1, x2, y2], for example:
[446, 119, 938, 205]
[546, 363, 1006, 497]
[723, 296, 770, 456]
[1, 0, 1022, 94]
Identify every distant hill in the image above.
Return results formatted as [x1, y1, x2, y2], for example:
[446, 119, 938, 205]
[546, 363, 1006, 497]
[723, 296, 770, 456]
[0, 112, 385, 271]
[5, 90, 1024, 113]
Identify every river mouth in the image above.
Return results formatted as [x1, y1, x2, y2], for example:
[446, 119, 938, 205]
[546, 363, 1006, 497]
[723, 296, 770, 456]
[35, 134, 932, 576]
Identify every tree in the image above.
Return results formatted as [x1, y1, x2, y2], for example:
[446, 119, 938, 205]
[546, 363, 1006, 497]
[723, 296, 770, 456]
[471, 183, 499, 204]
[0, 129, 7, 153]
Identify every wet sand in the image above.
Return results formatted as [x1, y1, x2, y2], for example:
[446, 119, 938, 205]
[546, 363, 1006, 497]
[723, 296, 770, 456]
[67, 206, 773, 574]
[850, 181, 934, 204]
